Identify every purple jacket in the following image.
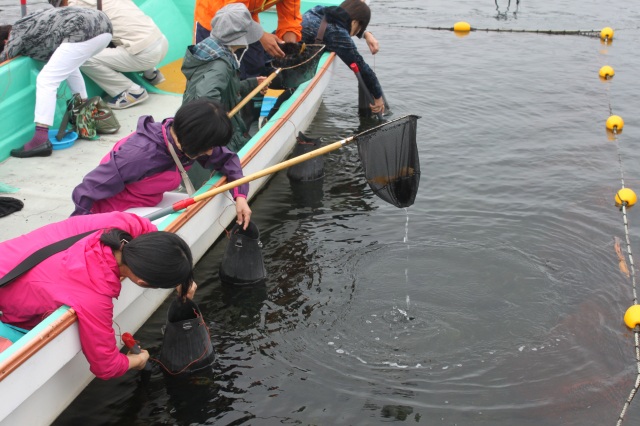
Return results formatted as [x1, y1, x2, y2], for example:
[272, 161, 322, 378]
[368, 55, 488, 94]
[71, 116, 249, 216]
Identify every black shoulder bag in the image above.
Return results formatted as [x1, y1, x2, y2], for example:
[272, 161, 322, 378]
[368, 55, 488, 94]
[0, 230, 96, 288]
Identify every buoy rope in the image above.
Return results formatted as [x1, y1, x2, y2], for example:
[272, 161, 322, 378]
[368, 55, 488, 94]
[387, 25, 604, 37]
[608, 77, 640, 426]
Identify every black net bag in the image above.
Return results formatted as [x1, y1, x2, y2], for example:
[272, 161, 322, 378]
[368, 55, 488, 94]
[219, 221, 267, 285]
[158, 297, 215, 375]
[356, 115, 421, 208]
[0, 197, 24, 218]
[271, 43, 325, 89]
[287, 132, 325, 182]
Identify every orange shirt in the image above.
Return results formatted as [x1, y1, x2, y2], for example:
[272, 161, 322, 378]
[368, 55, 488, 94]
[194, 0, 302, 41]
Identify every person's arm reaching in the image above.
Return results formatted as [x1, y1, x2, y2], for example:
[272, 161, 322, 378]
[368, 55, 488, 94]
[363, 30, 379, 55]
[200, 147, 251, 229]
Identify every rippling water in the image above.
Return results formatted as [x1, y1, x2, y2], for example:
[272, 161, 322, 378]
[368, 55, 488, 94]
[55, 1, 640, 425]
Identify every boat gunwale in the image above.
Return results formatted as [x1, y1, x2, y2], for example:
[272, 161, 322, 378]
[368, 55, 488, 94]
[0, 307, 77, 382]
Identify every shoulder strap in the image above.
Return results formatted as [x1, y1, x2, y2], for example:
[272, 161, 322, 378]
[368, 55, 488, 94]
[0, 230, 97, 288]
[315, 18, 328, 44]
[167, 143, 196, 196]
[162, 123, 196, 196]
[57, 94, 81, 142]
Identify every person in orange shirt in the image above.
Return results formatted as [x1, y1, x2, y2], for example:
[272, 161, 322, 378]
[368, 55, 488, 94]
[194, 0, 301, 78]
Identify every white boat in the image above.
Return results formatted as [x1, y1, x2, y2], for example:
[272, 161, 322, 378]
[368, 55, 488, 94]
[0, 0, 340, 424]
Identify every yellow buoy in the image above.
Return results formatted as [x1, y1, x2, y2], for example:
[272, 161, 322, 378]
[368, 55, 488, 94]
[624, 305, 640, 329]
[599, 65, 614, 80]
[615, 188, 637, 207]
[606, 115, 624, 132]
[600, 27, 614, 41]
[453, 21, 471, 33]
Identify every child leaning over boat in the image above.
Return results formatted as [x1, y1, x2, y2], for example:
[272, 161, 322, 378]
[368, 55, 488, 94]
[70, 98, 252, 229]
[182, 3, 268, 153]
[301, 0, 385, 115]
[0, 211, 196, 378]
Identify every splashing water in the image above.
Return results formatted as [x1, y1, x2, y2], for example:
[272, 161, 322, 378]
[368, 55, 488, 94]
[404, 208, 411, 311]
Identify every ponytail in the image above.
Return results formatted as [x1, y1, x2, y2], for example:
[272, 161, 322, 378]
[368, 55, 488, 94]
[101, 229, 194, 297]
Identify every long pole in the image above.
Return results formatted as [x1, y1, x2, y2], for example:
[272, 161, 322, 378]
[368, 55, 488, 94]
[350, 63, 383, 120]
[228, 69, 281, 118]
[20, 0, 27, 17]
[145, 136, 355, 221]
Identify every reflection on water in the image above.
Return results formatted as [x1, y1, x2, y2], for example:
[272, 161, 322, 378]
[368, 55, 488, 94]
[55, 0, 640, 424]
[494, 0, 520, 20]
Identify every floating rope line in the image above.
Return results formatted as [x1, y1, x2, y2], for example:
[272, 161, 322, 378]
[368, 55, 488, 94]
[395, 26, 602, 37]
[602, 69, 640, 426]
[387, 23, 616, 42]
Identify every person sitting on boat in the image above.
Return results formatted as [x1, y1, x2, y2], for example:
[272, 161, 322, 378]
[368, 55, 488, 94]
[182, 3, 268, 153]
[70, 98, 253, 229]
[0, 211, 196, 379]
[0, 7, 113, 158]
[194, 0, 302, 79]
[64, 0, 169, 110]
[301, 0, 384, 115]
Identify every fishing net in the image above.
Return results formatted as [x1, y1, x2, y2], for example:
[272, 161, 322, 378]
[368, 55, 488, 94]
[271, 43, 325, 89]
[287, 132, 325, 182]
[356, 115, 421, 208]
[219, 221, 267, 285]
[158, 297, 215, 375]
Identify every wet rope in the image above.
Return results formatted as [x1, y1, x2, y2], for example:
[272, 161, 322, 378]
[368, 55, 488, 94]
[607, 70, 640, 426]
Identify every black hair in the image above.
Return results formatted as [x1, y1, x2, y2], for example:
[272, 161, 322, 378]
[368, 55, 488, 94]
[339, 0, 371, 38]
[100, 229, 194, 298]
[173, 98, 233, 158]
[0, 25, 12, 56]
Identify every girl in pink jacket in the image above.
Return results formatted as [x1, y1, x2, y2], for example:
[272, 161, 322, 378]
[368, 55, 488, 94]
[0, 211, 194, 379]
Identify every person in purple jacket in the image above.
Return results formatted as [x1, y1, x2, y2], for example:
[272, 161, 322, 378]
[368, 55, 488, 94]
[71, 98, 252, 229]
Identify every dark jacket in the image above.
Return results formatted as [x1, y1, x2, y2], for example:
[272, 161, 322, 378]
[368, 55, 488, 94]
[301, 5, 382, 99]
[181, 37, 259, 153]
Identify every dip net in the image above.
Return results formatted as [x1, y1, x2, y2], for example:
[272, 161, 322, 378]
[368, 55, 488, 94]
[356, 115, 421, 208]
[271, 43, 325, 89]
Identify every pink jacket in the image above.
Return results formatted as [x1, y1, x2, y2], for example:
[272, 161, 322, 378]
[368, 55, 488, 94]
[0, 212, 157, 379]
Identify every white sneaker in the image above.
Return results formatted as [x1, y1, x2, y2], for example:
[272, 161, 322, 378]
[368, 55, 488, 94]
[143, 69, 166, 86]
[108, 88, 149, 109]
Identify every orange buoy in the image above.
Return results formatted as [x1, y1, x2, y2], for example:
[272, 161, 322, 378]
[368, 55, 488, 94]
[606, 115, 624, 132]
[599, 65, 614, 80]
[453, 21, 471, 33]
[600, 27, 614, 42]
[624, 305, 640, 329]
[615, 188, 637, 208]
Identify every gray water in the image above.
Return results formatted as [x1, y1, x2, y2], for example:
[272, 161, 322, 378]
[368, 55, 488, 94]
[55, 1, 640, 425]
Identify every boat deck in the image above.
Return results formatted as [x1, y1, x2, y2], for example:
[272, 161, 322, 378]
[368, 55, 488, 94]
[0, 93, 183, 241]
